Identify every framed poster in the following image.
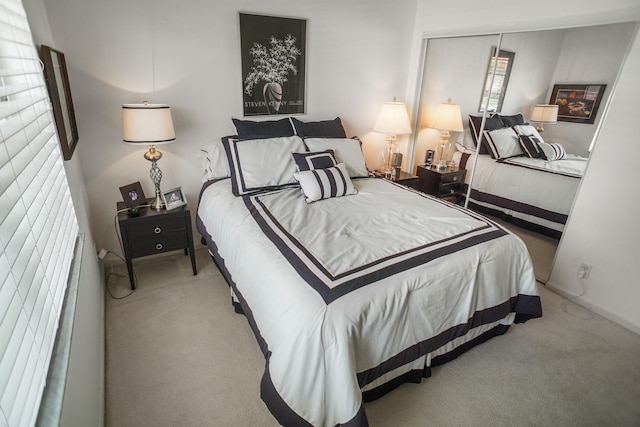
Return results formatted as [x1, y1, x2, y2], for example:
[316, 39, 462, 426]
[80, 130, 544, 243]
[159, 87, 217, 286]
[41, 45, 79, 160]
[549, 84, 606, 124]
[239, 13, 306, 116]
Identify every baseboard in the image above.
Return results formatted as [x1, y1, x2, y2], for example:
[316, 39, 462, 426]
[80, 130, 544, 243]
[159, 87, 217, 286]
[545, 282, 640, 336]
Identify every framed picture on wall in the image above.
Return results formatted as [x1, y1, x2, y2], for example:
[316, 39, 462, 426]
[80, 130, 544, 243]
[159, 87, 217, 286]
[41, 45, 79, 160]
[239, 13, 307, 116]
[549, 84, 607, 124]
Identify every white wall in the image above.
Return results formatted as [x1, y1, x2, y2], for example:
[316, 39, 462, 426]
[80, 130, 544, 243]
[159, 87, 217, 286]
[409, 0, 640, 334]
[42, 0, 418, 253]
[23, 0, 105, 426]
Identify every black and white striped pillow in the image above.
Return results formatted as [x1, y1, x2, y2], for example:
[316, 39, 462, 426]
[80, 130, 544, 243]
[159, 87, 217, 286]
[538, 142, 567, 161]
[293, 163, 357, 203]
[291, 150, 337, 171]
[518, 134, 545, 159]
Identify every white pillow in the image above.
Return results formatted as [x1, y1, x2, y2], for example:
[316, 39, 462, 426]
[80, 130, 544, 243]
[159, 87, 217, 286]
[222, 135, 306, 196]
[483, 127, 523, 159]
[513, 124, 544, 142]
[198, 140, 230, 182]
[293, 163, 357, 203]
[303, 138, 369, 178]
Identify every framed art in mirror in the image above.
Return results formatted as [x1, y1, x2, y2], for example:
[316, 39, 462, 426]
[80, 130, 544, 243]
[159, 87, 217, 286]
[549, 84, 606, 124]
[41, 45, 79, 160]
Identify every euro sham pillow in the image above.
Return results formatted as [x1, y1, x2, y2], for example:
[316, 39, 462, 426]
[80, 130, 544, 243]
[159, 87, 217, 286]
[291, 150, 337, 171]
[468, 114, 505, 155]
[198, 140, 230, 182]
[232, 117, 295, 136]
[498, 113, 526, 127]
[303, 137, 369, 178]
[222, 135, 306, 196]
[483, 126, 523, 159]
[291, 117, 347, 138]
[293, 163, 357, 203]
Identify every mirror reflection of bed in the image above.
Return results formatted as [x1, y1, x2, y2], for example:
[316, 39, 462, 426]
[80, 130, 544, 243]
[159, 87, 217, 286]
[410, 22, 637, 282]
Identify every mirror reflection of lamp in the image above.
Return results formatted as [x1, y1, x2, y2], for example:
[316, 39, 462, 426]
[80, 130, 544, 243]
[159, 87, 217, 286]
[373, 98, 412, 179]
[122, 102, 176, 211]
[529, 104, 558, 132]
[431, 99, 463, 170]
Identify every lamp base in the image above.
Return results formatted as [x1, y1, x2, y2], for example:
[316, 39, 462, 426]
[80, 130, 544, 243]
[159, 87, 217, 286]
[150, 192, 165, 211]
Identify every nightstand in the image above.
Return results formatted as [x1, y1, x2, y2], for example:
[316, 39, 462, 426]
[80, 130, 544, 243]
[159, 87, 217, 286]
[416, 165, 466, 203]
[117, 201, 197, 290]
[373, 170, 419, 189]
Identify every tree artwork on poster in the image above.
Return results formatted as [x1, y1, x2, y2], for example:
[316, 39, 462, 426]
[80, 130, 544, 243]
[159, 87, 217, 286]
[240, 13, 306, 116]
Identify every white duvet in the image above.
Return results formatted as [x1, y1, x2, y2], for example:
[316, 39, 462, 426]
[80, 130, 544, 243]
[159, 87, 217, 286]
[197, 177, 541, 426]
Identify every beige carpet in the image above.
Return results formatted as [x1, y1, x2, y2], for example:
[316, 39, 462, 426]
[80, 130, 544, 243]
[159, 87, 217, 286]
[104, 227, 640, 427]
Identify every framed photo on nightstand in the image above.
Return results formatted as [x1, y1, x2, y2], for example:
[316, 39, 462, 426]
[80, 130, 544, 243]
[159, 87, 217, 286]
[119, 181, 146, 208]
[162, 186, 187, 210]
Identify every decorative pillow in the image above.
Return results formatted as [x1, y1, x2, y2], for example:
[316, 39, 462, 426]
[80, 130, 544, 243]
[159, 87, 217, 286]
[291, 117, 347, 138]
[468, 114, 505, 155]
[291, 150, 337, 171]
[222, 135, 306, 195]
[513, 124, 544, 142]
[498, 113, 526, 127]
[198, 140, 230, 182]
[293, 163, 357, 203]
[518, 135, 545, 159]
[232, 118, 295, 136]
[538, 142, 567, 161]
[483, 127, 523, 159]
[303, 137, 369, 178]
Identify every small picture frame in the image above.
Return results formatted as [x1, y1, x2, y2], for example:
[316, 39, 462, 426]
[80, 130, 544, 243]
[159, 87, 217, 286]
[119, 181, 146, 208]
[162, 187, 187, 211]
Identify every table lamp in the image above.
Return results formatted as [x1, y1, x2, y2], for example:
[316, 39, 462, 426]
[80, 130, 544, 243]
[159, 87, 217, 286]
[123, 102, 176, 210]
[529, 104, 558, 132]
[431, 99, 463, 170]
[373, 98, 412, 178]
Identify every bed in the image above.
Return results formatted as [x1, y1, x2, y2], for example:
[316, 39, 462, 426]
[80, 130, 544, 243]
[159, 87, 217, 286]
[196, 119, 542, 426]
[454, 114, 589, 238]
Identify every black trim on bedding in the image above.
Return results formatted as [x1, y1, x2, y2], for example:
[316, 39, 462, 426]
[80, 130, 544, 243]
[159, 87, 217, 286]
[497, 157, 582, 178]
[197, 212, 371, 427]
[466, 200, 562, 239]
[244, 193, 507, 305]
[469, 188, 568, 225]
[356, 294, 541, 388]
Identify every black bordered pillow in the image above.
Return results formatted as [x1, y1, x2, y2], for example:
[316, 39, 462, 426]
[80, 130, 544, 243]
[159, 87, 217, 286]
[303, 137, 369, 178]
[513, 124, 544, 142]
[293, 163, 357, 203]
[291, 150, 337, 171]
[518, 135, 545, 159]
[222, 135, 306, 196]
[498, 113, 526, 127]
[468, 114, 505, 155]
[291, 117, 347, 138]
[232, 117, 295, 136]
[483, 127, 523, 159]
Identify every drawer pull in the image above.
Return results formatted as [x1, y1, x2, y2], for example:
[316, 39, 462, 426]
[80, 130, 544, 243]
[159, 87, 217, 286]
[154, 226, 162, 234]
[452, 176, 458, 181]
[155, 243, 163, 251]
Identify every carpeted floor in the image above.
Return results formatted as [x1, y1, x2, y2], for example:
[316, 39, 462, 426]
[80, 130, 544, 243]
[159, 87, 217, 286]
[104, 223, 640, 426]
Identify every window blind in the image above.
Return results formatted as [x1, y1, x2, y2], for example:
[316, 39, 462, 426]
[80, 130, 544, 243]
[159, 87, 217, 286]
[0, 0, 79, 426]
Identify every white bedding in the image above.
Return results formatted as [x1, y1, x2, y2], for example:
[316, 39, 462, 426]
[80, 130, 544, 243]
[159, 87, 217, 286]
[454, 151, 586, 235]
[196, 177, 541, 426]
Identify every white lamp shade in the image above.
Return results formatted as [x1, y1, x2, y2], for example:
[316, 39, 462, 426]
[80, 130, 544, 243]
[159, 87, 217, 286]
[373, 101, 412, 135]
[430, 101, 463, 132]
[123, 103, 176, 145]
[530, 104, 559, 123]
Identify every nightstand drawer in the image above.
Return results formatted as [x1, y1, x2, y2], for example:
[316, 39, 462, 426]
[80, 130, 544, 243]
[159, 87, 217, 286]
[129, 234, 188, 258]
[127, 216, 186, 239]
[440, 170, 465, 185]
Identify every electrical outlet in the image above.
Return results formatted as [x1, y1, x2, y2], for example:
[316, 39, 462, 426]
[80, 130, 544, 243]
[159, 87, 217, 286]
[97, 248, 108, 259]
[578, 262, 592, 279]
